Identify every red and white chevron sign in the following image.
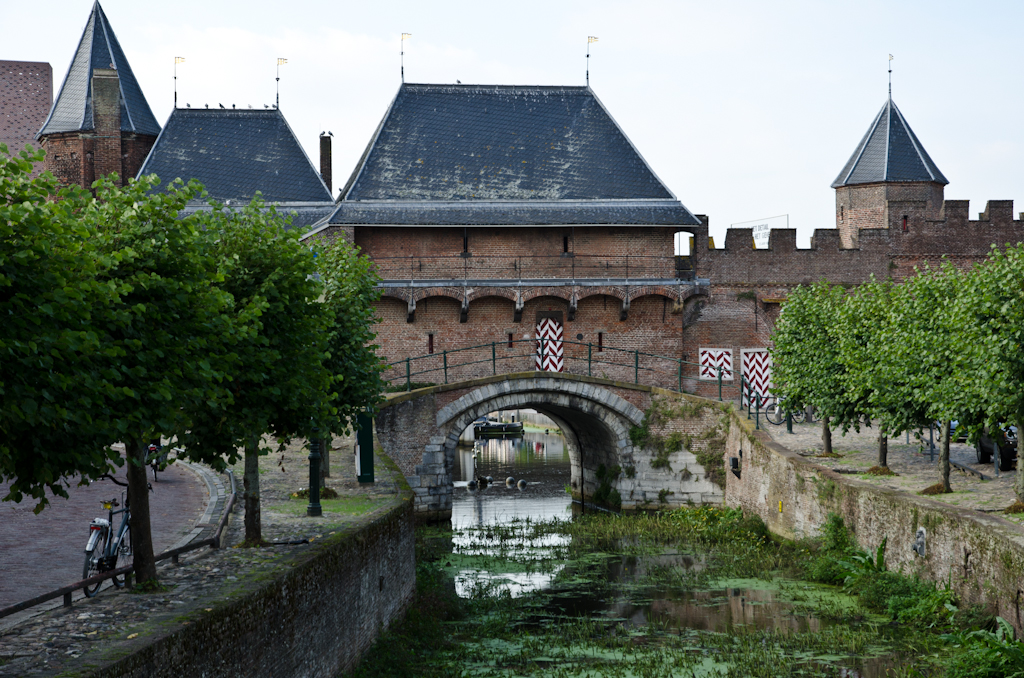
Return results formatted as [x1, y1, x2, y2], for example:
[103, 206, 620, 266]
[535, 318, 564, 372]
[699, 348, 733, 381]
[741, 348, 772, 406]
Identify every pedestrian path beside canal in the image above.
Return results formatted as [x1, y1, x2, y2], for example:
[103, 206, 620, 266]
[0, 433, 404, 677]
[761, 418, 1024, 522]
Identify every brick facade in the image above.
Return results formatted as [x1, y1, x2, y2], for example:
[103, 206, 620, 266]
[0, 60, 52, 176]
[38, 68, 156, 189]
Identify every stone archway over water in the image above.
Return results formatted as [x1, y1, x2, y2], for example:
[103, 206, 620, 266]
[374, 372, 725, 519]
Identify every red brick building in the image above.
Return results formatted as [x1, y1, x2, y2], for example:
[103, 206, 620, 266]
[309, 86, 1022, 402]
[0, 60, 52, 175]
[306, 83, 709, 391]
[36, 2, 160, 189]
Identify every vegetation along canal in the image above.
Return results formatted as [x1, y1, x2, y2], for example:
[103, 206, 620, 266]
[352, 420, 1021, 677]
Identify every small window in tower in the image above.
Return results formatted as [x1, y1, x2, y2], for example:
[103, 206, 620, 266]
[840, 206, 844, 223]
[507, 333, 513, 349]
[463, 232, 468, 253]
[563, 236, 569, 253]
[428, 333, 434, 354]
[902, 215, 908, 232]
[598, 332, 604, 352]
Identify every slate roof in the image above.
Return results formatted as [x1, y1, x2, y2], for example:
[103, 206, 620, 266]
[37, 2, 160, 138]
[832, 97, 947, 188]
[331, 84, 699, 226]
[138, 108, 333, 204]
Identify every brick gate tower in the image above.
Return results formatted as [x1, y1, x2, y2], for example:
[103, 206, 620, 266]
[36, 2, 161, 189]
[831, 96, 948, 249]
[308, 83, 707, 389]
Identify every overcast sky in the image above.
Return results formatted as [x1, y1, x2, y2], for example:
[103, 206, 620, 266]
[6, 0, 1022, 247]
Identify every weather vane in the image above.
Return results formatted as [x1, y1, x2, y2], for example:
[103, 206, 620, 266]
[587, 36, 598, 86]
[174, 57, 185, 108]
[276, 58, 287, 108]
[888, 54, 893, 99]
[402, 33, 411, 83]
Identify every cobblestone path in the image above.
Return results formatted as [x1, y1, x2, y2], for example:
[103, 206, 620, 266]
[0, 459, 208, 610]
[0, 432, 403, 677]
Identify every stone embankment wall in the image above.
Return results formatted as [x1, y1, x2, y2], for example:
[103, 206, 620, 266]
[91, 499, 415, 678]
[722, 407, 1024, 635]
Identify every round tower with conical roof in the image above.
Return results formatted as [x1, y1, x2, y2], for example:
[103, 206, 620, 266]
[832, 97, 947, 249]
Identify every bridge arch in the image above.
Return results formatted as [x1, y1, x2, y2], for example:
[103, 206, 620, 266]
[375, 373, 726, 520]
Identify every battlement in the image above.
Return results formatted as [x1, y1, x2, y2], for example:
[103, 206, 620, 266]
[687, 199, 1024, 286]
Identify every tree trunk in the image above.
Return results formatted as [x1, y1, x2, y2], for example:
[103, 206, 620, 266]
[243, 438, 261, 544]
[940, 419, 952, 493]
[822, 416, 832, 456]
[126, 437, 158, 585]
[878, 430, 888, 468]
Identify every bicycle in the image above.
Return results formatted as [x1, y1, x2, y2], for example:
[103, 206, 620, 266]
[83, 474, 133, 597]
[764, 396, 806, 425]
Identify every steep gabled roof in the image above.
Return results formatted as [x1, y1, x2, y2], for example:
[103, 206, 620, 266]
[138, 108, 333, 204]
[832, 98, 947, 188]
[38, 2, 160, 138]
[331, 83, 699, 226]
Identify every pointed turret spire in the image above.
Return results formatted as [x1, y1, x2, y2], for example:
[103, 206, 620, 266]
[831, 98, 947, 188]
[37, 1, 160, 138]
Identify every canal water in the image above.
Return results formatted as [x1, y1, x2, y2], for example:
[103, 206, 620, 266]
[453, 431, 572, 528]
[440, 429, 914, 676]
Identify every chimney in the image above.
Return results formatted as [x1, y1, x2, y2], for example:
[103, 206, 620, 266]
[91, 67, 122, 185]
[319, 133, 332, 195]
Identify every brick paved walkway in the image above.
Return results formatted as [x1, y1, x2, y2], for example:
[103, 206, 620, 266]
[0, 457, 209, 609]
[0, 433, 404, 677]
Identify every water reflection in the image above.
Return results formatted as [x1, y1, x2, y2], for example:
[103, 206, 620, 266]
[452, 432, 572, 529]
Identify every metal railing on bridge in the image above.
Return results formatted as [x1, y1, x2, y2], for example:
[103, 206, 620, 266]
[373, 254, 686, 282]
[385, 338, 727, 399]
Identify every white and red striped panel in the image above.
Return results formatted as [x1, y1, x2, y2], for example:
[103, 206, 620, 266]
[699, 348, 733, 381]
[535, 318, 564, 372]
[741, 349, 772, 406]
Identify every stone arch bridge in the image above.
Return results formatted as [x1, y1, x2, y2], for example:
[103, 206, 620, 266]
[374, 372, 729, 519]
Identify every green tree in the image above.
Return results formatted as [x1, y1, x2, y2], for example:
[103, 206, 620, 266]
[318, 238, 386, 437]
[181, 199, 333, 545]
[956, 245, 1024, 500]
[832, 278, 896, 467]
[0, 145, 124, 509]
[86, 174, 239, 585]
[770, 281, 861, 453]
[881, 266, 966, 490]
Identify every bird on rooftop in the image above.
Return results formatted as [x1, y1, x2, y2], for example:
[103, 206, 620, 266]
[219, 103, 225, 109]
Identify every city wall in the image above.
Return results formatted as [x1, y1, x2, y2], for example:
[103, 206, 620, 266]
[87, 497, 415, 678]
[723, 406, 1024, 636]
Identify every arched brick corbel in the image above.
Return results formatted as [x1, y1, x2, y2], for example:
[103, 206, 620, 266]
[460, 292, 469, 323]
[514, 289, 524, 323]
[568, 288, 578, 321]
[406, 296, 416, 323]
[620, 295, 630, 321]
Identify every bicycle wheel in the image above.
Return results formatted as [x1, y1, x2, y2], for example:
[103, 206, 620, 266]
[83, 548, 102, 597]
[765, 403, 785, 425]
[792, 410, 806, 424]
[111, 527, 132, 588]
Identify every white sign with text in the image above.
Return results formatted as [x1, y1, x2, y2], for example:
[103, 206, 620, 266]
[730, 214, 789, 249]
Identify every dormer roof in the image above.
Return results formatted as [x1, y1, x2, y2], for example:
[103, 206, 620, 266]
[37, 2, 160, 138]
[832, 98, 947, 188]
[331, 83, 699, 226]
